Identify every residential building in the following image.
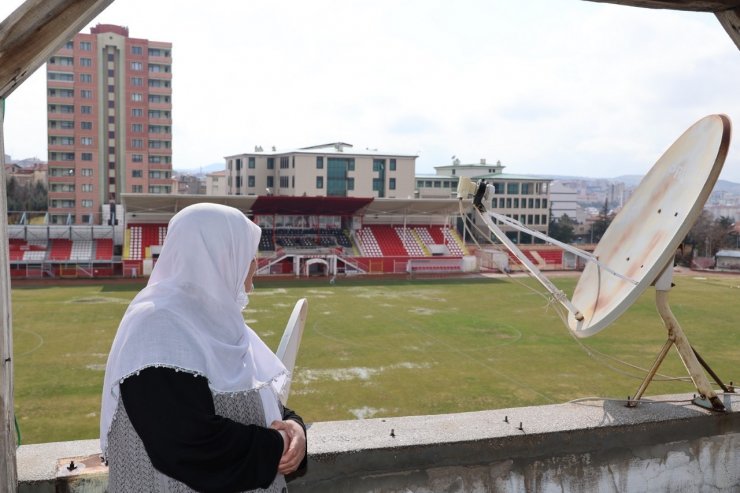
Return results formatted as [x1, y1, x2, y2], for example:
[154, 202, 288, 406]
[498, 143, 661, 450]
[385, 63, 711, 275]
[173, 173, 205, 195]
[206, 170, 227, 195]
[549, 181, 579, 221]
[46, 24, 172, 224]
[224, 142, 417, 199]
[416, 159, 551, 244]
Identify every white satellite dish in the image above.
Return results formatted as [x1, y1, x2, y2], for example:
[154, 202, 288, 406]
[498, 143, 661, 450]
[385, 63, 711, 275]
[276, 298, 308, 405]
[568, 115, 731, 337]
[458, 114, 733, 411]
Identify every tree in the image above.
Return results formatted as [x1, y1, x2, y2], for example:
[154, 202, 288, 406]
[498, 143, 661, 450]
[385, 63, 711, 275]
[680, 210, 736, 264]
[549, 213, 575, 244]
[590, 199, 612, 243]
[5, 177, 47, 212]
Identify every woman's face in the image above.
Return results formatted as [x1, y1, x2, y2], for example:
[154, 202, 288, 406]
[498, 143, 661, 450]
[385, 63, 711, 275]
[244, 258, 257, 293]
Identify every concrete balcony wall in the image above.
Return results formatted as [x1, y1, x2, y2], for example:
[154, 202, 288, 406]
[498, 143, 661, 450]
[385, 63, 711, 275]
[17, 393, 740, 492]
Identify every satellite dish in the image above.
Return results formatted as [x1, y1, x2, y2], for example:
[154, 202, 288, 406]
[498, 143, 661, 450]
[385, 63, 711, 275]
[458, 114, 733, 411]
[569, 114, 731, 337]
[276, 298, 308, 404]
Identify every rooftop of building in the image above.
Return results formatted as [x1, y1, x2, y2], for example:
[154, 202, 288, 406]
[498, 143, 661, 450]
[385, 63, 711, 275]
[225, 142, 418, 159]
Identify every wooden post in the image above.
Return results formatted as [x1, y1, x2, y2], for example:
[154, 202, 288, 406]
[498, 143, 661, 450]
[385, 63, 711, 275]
[0, 97, 17, 493]
[0, 2, 116, 489]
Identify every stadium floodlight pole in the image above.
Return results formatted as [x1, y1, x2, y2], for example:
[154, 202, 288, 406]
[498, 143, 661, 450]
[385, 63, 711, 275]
[0, 1, 116, 489]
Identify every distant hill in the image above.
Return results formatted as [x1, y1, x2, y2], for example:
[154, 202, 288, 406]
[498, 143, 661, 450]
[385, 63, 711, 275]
[173, 162, 224, 176]
[544, 174, 740, 192]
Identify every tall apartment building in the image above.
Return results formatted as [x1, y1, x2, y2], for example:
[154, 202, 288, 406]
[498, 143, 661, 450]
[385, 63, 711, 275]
[224, 143, 417, 199]
[46, 24, 172, 224]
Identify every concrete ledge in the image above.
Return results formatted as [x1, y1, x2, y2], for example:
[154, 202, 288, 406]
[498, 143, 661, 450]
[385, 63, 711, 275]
[17, 393, 740, 492]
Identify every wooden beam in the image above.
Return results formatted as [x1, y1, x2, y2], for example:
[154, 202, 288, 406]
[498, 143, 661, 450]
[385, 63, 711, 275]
[0, 0, 114, 99]
[583, 1, 740, 12]
[716, 7, 740, 49]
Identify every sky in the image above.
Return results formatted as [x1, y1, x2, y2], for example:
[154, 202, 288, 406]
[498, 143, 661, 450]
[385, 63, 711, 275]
[2, 0, 740, 181]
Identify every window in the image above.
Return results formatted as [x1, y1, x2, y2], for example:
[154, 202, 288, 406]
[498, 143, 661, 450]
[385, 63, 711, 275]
[373, 159, 385, 172]
[267, 158, 275, 170]
[81, 168, 93, 176]
[108, 100, 115, 109]
[148, 185, 171, 193]
[148, 48, 170, 57]
[248, 157, 255, 169]
[81, 184, 93, 192]
[50, 56, 74, 66]
[266, 176, 274, 187]
[235, 159, 242, 171]
[132, 185, 143, 193]
[149, 170, 171, 179]
[316, 157, 324, 169]
[542, 199, 548, 209]
[49, 88, 75, 98]
[507, 182, 520, 195]
[80, 41, 92, 51]
[433, 181, 441, 188]
[390, 159, 396, 171]
[132, 139, 143, 148]
[80, 58, 92, 67]
[131, 93, 143, 102]
[149, 64, 170, 73]
[316, 176, 324, 189]
[81, 105, 92, 114]
[107, 53, 114, 62]
[131, 61, 143, 70]
[80, 121, 92, 130]
[389, 178, 396, 190]
[48, 72, 74, 82]
[132, 46, 143, 55]
[80, 90, 92, 99]
[248, 176, 255, 187]
[279, 176, 289, 188]
[80, 73, 92, 83]
[235, 176, 242, 188]
[373, 179, 383, 191]
[132, 108, 143, 117]
[280, 157, 289, 169]
[132, 170, 143, 178]
[521, 183, 533, 195]
[347, 177, 355, 191]
[132, 123, 143, 132]
[64, 41, 73, 50]
[348, 159, 355, 171]
[132, 154, 143, 163]
[131, 77, 143, 86]
[148, 79, 170, 88]
[81, 137, 93, 145]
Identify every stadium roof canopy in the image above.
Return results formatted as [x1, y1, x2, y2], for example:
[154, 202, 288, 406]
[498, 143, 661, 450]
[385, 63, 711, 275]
[122, 194, 468, 220]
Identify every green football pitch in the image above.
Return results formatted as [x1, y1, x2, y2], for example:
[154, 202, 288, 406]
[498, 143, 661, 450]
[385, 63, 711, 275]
[9, 273, 740, 444]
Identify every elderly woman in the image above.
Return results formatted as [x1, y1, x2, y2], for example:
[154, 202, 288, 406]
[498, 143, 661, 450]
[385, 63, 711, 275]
[101, 203, 306, 492]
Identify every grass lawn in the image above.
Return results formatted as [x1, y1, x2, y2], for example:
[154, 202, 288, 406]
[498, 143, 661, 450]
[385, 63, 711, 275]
[10, 272, 740, 444]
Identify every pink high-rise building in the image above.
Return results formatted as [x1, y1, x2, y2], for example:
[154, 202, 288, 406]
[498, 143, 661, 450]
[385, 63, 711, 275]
[46, 24, 172, 224]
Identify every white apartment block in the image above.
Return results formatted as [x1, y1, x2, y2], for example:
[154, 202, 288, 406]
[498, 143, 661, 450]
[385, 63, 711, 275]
[224, 142, 417, 199]
[416, 159, 552, 244]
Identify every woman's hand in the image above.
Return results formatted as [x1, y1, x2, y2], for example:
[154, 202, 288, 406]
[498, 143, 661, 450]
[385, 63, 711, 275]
[270, 420, 306, 474]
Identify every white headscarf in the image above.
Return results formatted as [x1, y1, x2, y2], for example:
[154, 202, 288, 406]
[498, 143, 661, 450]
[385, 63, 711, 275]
[101, 203, 288, 454]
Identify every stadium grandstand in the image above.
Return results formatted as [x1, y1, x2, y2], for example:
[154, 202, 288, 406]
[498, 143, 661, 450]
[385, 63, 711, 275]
[6, 194, 572, 279]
